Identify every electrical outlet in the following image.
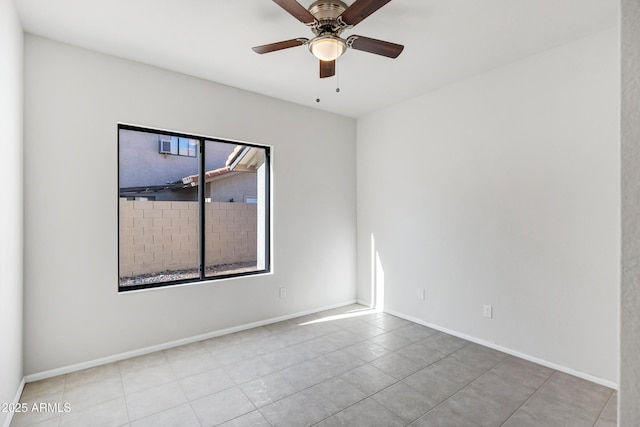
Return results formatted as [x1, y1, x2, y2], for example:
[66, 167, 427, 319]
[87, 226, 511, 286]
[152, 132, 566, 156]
[483, 305, 493, 319]
[417, 288, 425, 300]
[279, 287, 287, 299]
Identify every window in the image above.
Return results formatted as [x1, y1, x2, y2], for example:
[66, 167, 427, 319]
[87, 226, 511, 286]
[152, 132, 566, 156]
[118, 124, 270, 291]
[158, 136, 198, 157]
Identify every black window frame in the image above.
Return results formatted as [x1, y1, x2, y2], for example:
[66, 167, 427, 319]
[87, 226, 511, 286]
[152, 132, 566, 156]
[117, 123, 271, 292]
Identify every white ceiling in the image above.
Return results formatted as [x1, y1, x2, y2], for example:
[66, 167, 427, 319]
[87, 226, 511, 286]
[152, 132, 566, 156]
[15, 0, 618, 118]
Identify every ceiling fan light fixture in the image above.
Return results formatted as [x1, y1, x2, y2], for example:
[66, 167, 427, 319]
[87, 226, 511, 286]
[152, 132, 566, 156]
[309, 35, 346, 61]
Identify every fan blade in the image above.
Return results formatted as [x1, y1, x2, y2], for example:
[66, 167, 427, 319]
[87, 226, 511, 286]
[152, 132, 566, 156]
[252, 38, 308, 54]
[347, 35, 404, 58]
[320, 60, 335, 78]
[339, 0, 392, 26]
[273, 0, 317, 25]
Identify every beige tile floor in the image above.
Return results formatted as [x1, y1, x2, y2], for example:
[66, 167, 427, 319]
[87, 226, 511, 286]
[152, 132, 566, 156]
[10, 304, 617, 427]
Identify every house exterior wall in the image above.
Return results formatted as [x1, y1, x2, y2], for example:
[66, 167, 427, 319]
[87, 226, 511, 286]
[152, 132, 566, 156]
[119, 128, 256, 202]
[119, 128, 234, 188]
[208, 172, 257, 202]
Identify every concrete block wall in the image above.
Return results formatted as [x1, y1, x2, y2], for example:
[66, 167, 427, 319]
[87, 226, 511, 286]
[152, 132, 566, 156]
[204, 201, 257, 266]
[119, 199, 257, 277]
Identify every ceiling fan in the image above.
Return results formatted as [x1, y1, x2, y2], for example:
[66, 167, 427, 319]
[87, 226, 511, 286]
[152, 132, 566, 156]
[252, 0, 404, 78]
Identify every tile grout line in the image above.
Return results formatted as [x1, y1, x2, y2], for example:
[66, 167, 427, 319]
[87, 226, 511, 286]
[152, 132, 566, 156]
[231, 375, 260, 425]
[59, 375, 67, 427]
[248, 316, 389, 424]
[169, 359, 205, 427]
[498, 368, 557, 426]
[158, 349, 211, 419]
[309, 364, 406, 426]
[175, 314, 383, 425]
[116, 362, 132, 427]
[388, 341, 479, 425]
[310, 340, 474, 426]
[54, 374, 68, 427]
[401, 351, 510, 426]
[255, 321, 418, 425]
[590, 388, 616, 427]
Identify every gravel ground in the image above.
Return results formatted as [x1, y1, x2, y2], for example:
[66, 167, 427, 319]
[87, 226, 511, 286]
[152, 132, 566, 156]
[119, 262, 258, 287]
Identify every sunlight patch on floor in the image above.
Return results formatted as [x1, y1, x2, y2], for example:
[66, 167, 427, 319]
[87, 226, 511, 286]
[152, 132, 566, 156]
[297, 307, 382, 326]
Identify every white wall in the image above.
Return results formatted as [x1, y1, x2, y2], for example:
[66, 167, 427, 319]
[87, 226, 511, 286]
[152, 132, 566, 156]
[621, 0, 640, 423]
[0, 0, 24, 424]
[23, 35, 357, 374]
[357, 29, 619, 383]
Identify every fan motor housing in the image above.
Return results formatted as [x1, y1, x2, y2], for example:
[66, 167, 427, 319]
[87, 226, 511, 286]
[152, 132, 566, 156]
[309, 0, 348, 36]
[309, 0, 348, 20]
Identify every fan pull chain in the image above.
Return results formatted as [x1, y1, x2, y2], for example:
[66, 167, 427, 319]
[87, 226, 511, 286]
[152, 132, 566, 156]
[316, 77, 320, 103]
[336, 58, 340, 93]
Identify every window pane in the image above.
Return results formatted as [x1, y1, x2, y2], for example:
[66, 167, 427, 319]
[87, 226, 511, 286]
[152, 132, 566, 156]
[119, 128, 200, 288]
[169, 136, 179, 155]
[204, 140, 265, 278]
[178, 137, 189, 156]
[188, 139, 197, 157]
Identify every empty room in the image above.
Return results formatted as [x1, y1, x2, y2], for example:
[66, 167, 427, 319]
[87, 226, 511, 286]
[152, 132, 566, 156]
[2, 0, 638, 426]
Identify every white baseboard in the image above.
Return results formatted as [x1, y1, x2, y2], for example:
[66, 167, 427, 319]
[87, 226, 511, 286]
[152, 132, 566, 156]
[26, 300, 614, 392]
[2, 377, 25, 427]
[356, 299, 372, 307]
[384, 308, 618, 390]
[25, 300, 357, 383]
